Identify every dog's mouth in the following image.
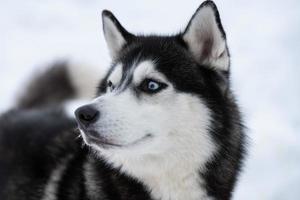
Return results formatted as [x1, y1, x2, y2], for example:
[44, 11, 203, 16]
[84, 132, 122, 148]
[80, 129, 153, 149]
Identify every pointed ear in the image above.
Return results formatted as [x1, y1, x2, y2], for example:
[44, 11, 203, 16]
[102, 10, 134, 59]
[182, 1, 229, 71]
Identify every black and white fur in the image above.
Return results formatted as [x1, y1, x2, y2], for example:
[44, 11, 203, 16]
[0, 1, 246, 200]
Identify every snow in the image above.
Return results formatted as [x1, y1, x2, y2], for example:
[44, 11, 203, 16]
[1, 0, 300, 199]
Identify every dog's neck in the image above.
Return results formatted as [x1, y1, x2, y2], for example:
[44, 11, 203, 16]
[102, 148, 214, 200]
[131, 155, 211, 200]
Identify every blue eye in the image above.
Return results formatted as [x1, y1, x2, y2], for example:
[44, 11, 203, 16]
[140, 79, 167, 94]
[148, 81, 160, 91]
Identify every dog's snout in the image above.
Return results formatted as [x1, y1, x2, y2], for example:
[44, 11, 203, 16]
[75, 105, 99, 128]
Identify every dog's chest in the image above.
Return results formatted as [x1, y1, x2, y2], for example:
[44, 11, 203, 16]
[144, 174, 210, 200]
[129, 165, 212, 200]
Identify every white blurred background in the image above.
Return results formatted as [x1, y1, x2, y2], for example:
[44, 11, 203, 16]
[1, 0, 300, 199]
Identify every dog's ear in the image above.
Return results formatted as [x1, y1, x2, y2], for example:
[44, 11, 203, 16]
[102, 10, 134, 59]
[182, 1, 229, 71]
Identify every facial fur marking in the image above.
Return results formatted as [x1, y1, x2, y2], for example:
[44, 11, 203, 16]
[117, 59, 138, 92]
[106, 59, 159, 94]
[133, 60, 158, 85]
[106, 64, 123, 92]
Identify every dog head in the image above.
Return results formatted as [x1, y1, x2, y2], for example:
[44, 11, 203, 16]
[75, 1, 230, 167]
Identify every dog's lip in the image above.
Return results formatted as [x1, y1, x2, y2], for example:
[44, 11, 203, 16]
[80, 128, 153, 148]
[89, 136, 123, 147]
[83, 130, 122, 147]
[127, 133, 153, 147]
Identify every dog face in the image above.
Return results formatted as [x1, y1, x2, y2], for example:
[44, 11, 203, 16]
[75, 1, 230, 166]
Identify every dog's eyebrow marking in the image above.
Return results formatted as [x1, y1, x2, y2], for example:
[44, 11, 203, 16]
[115, 59, 140, 92]
[133, 60, 167, 85]
[108, 64, 123, 86]
[133, 60, 156, 84]
[109, 59, 165, 93]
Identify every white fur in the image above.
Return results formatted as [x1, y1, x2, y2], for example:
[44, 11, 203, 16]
[133, 60, 166, 85]
[42, 156, 72, 200]
[98, 94, 216, 200]
[183, 5, 229, 71]
[107, 63, 123, 92]
[80, 60, 216, 200]
[102, 16, 126, 59]
[108, 64, 123, 85]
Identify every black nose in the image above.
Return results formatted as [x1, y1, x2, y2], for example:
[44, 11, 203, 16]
[75, 105, 99, 128]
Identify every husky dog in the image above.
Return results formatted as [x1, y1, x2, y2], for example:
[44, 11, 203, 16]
[0, 1, 246, 200]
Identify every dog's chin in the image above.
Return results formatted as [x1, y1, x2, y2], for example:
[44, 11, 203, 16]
[80, 129, 153, 150]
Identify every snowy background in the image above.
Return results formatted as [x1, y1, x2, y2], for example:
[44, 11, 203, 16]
[1, 0, 300, 199]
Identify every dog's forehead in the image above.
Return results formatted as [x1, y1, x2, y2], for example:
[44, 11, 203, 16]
[108, 59, 159, 84]
[102, 36, 202, 94]
[133, 60, 160, 83]
[107, 59, 166, 91]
